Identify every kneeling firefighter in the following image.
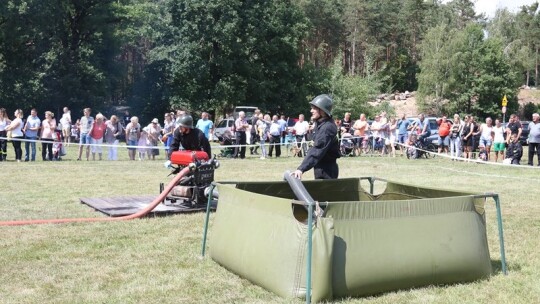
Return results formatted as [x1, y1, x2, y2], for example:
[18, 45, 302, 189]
[169, 114, 212, 157]
[292, 94, 340, 180]
[166, 114, 216, 207]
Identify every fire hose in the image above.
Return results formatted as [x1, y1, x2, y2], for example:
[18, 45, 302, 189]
[0, 166, 191, 226]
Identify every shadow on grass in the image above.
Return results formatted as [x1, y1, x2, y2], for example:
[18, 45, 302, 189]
[491, 259, 521, 275]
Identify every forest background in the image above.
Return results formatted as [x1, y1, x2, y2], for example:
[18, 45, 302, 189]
[1, 0, 540, 122]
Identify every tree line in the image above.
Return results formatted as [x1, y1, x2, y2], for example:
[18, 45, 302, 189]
[1, 0, 539, 122]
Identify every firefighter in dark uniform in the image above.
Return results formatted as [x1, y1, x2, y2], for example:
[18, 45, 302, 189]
[169, 114, 212, 157]
[292, 94, 340, 179]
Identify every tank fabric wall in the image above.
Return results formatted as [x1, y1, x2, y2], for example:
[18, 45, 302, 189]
[235, 178, 367, 202]
[209, 179, 492, 302]
[209, 184, 335, 302]
[325, 197, 492, 297]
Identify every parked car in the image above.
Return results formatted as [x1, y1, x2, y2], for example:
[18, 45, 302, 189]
[407, 117, 446, 145]
[214, 117, 254, 144]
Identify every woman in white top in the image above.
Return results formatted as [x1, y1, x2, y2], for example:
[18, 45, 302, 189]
[449, 114, 463, 160]
[492, 119, 506, 162]
[60, 107, 72, 144]
[388, 117, 398, 157]
[478, 117, 494, 161]
[5, 109, 24, 162]
[0, 108, 11, 161]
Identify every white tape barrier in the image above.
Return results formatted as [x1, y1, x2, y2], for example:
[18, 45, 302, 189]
[2, 135, 539, 169]
[439, 166, 540, 182]
[0, 136, 304, 153]
[393, 141, 540, 170]
[0, 136, 167, 151]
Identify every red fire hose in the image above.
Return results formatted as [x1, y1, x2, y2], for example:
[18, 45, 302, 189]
[0, 167, 191, 226]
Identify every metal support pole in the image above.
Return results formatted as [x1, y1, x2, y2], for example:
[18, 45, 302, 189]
[494, 195, 508, 275]
[282, 171, 315, 304]
[201, 183, 216, 257]
[306, 200, 313, 304]
[473, 193, 508, 276]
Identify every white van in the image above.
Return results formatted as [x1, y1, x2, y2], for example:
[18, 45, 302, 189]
[232, 106, 258, 121]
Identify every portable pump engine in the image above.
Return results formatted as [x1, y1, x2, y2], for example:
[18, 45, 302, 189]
[162, 150, 219, 207]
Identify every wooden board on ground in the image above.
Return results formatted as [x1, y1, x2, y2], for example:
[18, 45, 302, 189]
[80, 195, 215, 217]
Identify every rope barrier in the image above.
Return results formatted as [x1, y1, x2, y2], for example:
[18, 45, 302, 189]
[2, 135, 540, 171]
[0, 136, 304, 151]
[393, 141, 540, 170]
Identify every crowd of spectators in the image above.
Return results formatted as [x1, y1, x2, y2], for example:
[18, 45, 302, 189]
[1, 105, 539, 167]
[330, 111, 540, 166]
[0, 107, 216, 162]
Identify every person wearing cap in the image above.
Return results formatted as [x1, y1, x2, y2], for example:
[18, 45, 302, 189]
[233, 111, 249, 159]
[146, 118, 162, 160]
[292, 94, 340, 179]
[169, 114, 212, 157]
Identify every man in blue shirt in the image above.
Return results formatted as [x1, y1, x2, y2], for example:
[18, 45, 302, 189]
[23, 108, 41, 161]
[397, 113, 410, 155]
[195, 112, 214, 140]
[411, 113, 430, 145]
[278, 115, 288, 144]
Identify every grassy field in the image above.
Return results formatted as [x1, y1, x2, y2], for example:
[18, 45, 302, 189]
[1, 143, 539, 303]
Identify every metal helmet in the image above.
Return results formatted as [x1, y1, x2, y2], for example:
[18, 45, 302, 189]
[309, 94, 333, 117]
[178, 114, 194, 129]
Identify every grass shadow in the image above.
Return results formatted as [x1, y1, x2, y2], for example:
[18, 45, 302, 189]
[491, 259, 521, 275]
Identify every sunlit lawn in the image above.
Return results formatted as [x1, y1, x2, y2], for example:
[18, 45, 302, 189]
[0, 143, 539, 303]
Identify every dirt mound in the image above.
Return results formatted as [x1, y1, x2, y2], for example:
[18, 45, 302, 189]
[518, 87, 540, 106]
[390, 96, 419, 116]
[380, 88, 539, 117]
[369, 91, 419, 117]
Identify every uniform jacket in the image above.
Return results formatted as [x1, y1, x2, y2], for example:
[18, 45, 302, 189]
[297, 117, 340, 173]
[170, 127, 212, 157]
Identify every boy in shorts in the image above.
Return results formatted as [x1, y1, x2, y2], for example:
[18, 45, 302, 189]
[492, 119, 506, 162]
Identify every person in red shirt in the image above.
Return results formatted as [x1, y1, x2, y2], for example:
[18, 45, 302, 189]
[89, 113, 107, 160]
[437, 115, 452, 154]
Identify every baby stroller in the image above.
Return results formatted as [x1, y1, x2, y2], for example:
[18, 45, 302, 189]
[218, 130, 234, 158]
[340, 133, 355, 157]
[52, 129, 66, 161]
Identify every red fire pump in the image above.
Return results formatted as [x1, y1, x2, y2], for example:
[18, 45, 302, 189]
[161, 150, 219, 207]
[170, 150, 209, 165]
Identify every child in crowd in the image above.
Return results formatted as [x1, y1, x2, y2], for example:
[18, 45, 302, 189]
[505, 134, 522, 165]
[406, 133, 418, 159]
[138, 127, 150, 160]
[477, 147, 488, 162]
[71, 119, 80, 142]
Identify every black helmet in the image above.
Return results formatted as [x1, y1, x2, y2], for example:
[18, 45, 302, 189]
[309, 94, 333, 117]
[178, 114, 194, 129]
